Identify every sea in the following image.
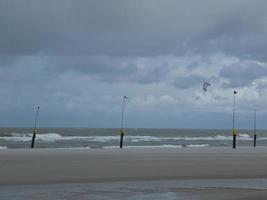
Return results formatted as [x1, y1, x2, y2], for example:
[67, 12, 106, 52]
[0, 128, 266, 149]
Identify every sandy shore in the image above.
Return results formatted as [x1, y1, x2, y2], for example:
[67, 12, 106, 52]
[1, 147, 267, 185]
[1, 147, 267, 199]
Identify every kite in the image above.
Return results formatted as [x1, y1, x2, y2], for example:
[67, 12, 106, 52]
[203, 82, 211, 92]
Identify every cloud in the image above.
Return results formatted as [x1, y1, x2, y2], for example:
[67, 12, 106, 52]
[173, 74, 206, 89]
[220, 60, 267, 88]
[0, 0, 267, 58]
[48, 56, 138, 81]
[0, 1, 267, 128]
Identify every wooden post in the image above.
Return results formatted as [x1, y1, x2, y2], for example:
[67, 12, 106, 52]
[233, 131, 236, 149]
[119, 96, 127, 148]
[232, 91, 237, 149]
[31, 106, 40, 149]
[253, 109, 257, 147]
[120, 129, 124, 149]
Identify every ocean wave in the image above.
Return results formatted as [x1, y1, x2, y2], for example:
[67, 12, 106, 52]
[175, 135, 254, 141]
[0, 145, 7, 149]
[127, 136, 163, 142]
[0, 133, 119, 142]
[38, 134, 119, 142]
[0, 133, 32, 142]
[103, 145, 183, 149]
[129, 135, 255, 142]
[0, 133, 63, 142]
[129, 135, 256, 142]
[1, 133, 267, 143]
[238, 134, 250, 138]
[186, 144, 209, 147]
[103, 144, 211, 148]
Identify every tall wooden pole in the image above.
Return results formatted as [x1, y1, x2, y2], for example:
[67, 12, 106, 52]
[120, 96, 127, 148]
[232, 91, 237, 149]
[253, 109, 257, 147]
[31, 106, 40, 149]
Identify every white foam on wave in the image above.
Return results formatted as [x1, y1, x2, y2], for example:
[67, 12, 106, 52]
[177, 135, 230, 141]
[238, 134, 250, 138]
[104, 145, 183, 149]
[1, 134, 168, 143]
[0, 145, 7, 149]
[0, 133, 119, 142]
[2, 133, 267, 143]
[129, 135, 231, 142]
[176, 135, 254, 141]
[67, 147, 92, 149]
[37, 133, 63, 142]
[37, 134, 118, 142]
[186, 144, 209, 148]
[127, 136, 163, 142]
[1, 133, 32, 142]
[55, 136, 119, 142]
[0, 133, 63, 142]
[129, 135, 254, 142]
[38, 135, 119, 142]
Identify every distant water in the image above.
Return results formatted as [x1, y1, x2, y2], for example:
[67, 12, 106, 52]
[0, 128, 267, 149]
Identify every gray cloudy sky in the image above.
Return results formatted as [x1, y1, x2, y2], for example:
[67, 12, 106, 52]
[0, 0, 267, 129]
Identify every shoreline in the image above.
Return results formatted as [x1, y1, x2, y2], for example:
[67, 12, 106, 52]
[1, 180, 267, 200]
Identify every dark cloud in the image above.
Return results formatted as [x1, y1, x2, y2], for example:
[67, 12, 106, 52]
[220, 61, 267, 88]
[0, 1, 267, 128]
[45, 55, 170, 84]
[48, 56, 137, 76]
[174, 74, 206, 89]
[0, 0, 267, 58]
[0, 56, 19, 66]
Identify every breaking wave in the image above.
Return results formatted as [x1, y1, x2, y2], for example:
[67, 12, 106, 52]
[186, 144, 209, 148]
[1, 133, 266, 143]
[103, 145, 183, 149]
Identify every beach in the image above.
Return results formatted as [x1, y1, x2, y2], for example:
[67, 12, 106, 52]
[1, 147, 267, 199]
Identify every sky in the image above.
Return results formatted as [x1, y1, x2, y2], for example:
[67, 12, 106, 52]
[0, 0, 267, 129]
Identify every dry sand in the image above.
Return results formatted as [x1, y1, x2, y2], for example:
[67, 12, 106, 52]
[1, 147, 267, 199]
[0, 147, 267, 185]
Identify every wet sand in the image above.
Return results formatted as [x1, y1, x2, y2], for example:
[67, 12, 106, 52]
[1, 147, 267, 199]
[1, 180, 267, 200]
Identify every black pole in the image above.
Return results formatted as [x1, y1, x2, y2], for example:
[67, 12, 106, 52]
[31, 133, 36, 149]
[253, 109, 257, 147]
[232, 91, 237, 149]
[253, 134, 257, 147]
[233, 134, 236, 149]
[31, 106, 40, 149]
[120, 129, 124, 149]
[120, 96, 127, 149]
